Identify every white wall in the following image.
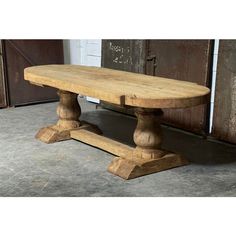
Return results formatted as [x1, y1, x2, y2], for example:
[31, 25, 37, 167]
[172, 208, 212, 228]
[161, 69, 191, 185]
[79, 40, 102, 67]
[63, 39, 102, 66]
[63, 40, 81, 64]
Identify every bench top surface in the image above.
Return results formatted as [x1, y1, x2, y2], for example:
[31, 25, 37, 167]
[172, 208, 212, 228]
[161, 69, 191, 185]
[24, 64, 210, 108]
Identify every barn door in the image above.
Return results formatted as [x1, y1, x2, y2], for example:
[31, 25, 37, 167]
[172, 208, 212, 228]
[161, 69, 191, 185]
[212, 40, 236, 144]
[101, 40, 146, 113]
[146, 40, 213, 134]
[0, 41, 7, 108]
[2, 40, 64, 106]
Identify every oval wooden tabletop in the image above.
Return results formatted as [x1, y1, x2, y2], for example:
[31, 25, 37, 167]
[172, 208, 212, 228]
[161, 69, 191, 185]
[24, 65, 210, 108]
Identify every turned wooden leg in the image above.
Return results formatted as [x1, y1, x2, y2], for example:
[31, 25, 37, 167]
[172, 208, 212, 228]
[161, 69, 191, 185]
[133, 108, 165, 159]
[36, 90, 101, 144]
[108, 108, 189, 179]
[56, 90, 81, 130]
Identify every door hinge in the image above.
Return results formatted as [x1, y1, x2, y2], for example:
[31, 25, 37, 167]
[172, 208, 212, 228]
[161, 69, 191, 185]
[146, 55, 157, 75]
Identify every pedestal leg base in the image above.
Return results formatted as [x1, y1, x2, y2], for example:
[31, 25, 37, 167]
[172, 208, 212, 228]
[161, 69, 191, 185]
[35, 121, 102, 144]
[108, 152, 189, 180]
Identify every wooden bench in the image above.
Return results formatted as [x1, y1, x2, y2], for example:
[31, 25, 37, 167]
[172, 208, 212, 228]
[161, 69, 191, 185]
[24, 65, 210, 179]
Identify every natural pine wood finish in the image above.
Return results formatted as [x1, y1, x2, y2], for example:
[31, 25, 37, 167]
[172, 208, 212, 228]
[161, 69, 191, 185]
[25, 65, 210, 108]
[35, 90, 101, 144]
[70, 129, 133, 158]
[24, 65, 210, 179]
[109, 108, 188, 179]
[71, 109, 188, 180]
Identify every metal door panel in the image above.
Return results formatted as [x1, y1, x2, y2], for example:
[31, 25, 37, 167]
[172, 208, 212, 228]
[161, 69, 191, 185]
[212, 40, 236, 143]
[102, 40, 146, 73]
[3, 40, 64, 106]
[0, 41, 7, 108]
[146, 40, 213, 134]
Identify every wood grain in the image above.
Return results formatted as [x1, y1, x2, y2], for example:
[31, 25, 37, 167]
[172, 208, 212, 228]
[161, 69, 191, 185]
[36, 90, 101, 144]
[25, 64, 209, 179]
[71, 121, 189, 180]
[108, 153, 188, 180]
[71, 107, 189, 180]
[25, 64, 210, 109]
[70, 129, 133, 158]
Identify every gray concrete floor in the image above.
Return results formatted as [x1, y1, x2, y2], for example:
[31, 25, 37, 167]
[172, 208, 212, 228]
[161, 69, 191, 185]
[0, 98, 236, 197]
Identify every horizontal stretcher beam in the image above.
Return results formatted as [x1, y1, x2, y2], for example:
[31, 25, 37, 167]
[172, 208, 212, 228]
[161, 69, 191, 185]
[70, 129, 134, 158]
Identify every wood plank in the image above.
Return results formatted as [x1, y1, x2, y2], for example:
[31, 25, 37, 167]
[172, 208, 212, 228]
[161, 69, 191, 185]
[70, 129, 134, 157]
[108, 153, 188, 180]
[146, 40, 213, 134]
[24, 65, 210, 109]
[212, 40, 236, 143]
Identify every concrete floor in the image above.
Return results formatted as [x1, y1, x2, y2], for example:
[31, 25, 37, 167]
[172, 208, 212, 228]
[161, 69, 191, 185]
[0, 98, 236, 197]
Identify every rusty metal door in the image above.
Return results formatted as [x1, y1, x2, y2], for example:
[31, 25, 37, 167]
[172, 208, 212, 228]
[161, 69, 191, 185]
[3, 40, 64, 106]
[0, 41, 7, 108]
[212, 40, 236, 143]
[146, 40, 213, 134]
[102, 40, 146, 73]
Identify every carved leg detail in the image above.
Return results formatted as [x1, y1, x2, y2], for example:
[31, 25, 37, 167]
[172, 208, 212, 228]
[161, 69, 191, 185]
[36, 90, 101, 144]
[108, 108, 189, 179]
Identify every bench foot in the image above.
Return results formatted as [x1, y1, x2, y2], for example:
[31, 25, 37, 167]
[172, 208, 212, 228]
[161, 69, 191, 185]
[36, 121, 102, 144]
[36, 90, 101, 144]
[36, 125, 71, 144]
[108, 152, 188, 180]
[108, 108, 189, 179]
